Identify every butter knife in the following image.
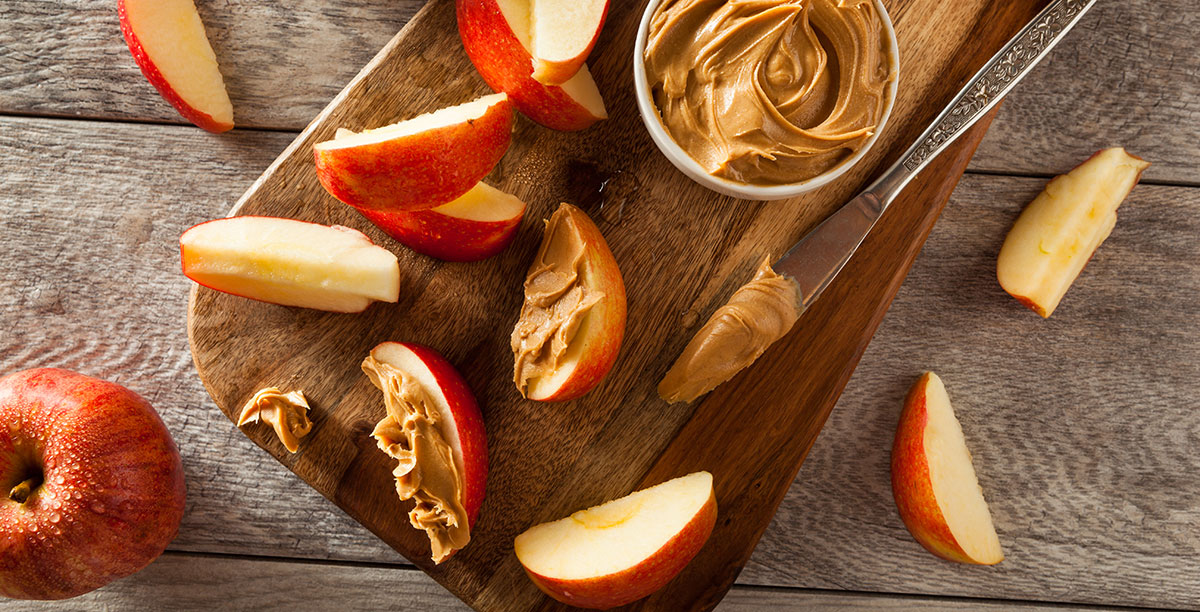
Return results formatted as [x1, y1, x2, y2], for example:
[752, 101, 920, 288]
[773, 0, 1098, 308]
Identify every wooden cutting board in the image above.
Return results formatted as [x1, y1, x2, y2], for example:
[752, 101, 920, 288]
[187, 0, 1047, 609]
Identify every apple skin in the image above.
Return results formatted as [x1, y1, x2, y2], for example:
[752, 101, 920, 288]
[890, 372, 998, 565]
[357, 184, 527, 262]
[0, 368, 186, 600]
[456, 0, 607, 132]
[522, 490, 717, 609]
[118, 0, 233, 133]
[314, 96, 514, 213]
[522, 204, 626, 402]
[530, 0, 610, 86]
[373, 342, 488, 527]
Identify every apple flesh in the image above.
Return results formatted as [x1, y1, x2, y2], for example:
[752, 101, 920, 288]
[118, 0, 234, 133]
[314, 93, 514, 213]
[997, 147, 1150, 318]
[357, 181, 527, 262]
[891, 372, 1003, 565]
[513, 203, 626, 401]
[457, 0, 607, 131]
[515, 471, 716, 609]
[367, 343, 488, 552]
[530, 0, 610, 85]
[179, 216, 400, 313]
[0, 368, 186, 600]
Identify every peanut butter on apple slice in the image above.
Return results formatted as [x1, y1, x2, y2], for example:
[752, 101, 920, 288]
[237, 388, 313, 453]
[362, 356, 469, 564]
[658, 257, 803, 404]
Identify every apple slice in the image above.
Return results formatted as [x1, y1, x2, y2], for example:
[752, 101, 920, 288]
[997, 147, 1150, 318]
[511, 203, 625, 401]
[314, 93, 514, 213]
[119, 0, 234, 133]
[358, 181, 527, 262]
[363, 342, 488, 563]
[515, 471, 717, 609]
[530, 0, 610, 85]
[891, 372, 1003, 565]
[457, 0, 607, 131]
[180, 216, 400, 313]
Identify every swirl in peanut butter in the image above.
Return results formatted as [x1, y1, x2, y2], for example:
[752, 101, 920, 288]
[645, 0, 894, 185]
[659, 258, 803, 403]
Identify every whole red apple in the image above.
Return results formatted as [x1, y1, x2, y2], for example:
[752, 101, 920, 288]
[0, 368, 186, 600]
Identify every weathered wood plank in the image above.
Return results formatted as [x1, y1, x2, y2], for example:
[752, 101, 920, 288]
[743, 172, 1200, 609]
[0, 0, 417, 130]
[3, 119, 1199, 608]
[0, 1, 1194, 184]
[0, 552, 1126, 611]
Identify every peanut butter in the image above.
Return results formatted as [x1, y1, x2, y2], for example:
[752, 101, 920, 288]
[237, 388, 313, 453]
[659, 258, 803, 403]
[363, 356, 470, 564]
[511, 203, 603, 396]
[645, 0, 894, 185]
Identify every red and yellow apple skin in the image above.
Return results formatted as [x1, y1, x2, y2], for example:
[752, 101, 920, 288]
[118, 0, 234, 133]
[370, 342, 488, 527]
[314, 95, 514, 213]
[456, 0, 607, 132]
[891, 372, 1003, 565]
[357, 182, 527, 262]
[521, 204, 626, 402]
[523, 492, 715, 609]
[0, 368, 186, 600]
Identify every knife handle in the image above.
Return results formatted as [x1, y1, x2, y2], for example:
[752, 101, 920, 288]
[868, 0, 1097, 208]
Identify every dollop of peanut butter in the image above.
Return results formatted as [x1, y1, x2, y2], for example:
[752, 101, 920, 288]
[659, 258, 803, 403]
[237, 388, 313, 453]
[362, 356, 470, 564]
[511, 203, 603, 396]
[645, 0, 894, 185]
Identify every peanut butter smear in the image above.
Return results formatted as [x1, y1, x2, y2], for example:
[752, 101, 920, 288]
[659, 258, 803, 403]
[362, 356, 470, 564]
[645, 0, 894, 185]
[237, 388, 313, 453]
[511, 203, 603, 396]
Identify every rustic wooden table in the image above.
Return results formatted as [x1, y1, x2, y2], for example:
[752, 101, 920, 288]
[1, 1, 1197, 610]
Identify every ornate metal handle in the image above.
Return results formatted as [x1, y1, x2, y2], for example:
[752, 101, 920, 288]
[869, 0, 1097, 204]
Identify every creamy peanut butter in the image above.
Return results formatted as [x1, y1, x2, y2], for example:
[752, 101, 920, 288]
[362, 356, 470, 564]
[645, 0, 894, 185]
[659, 258, 803, 403]
[511, 203, 603, 396]
[237, 388, 313, 453]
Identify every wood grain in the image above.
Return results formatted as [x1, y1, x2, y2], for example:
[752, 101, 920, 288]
[183, 0, 1057, 610]
[0, 552, 1125, 612]
[2, 118, 1199, 609]
[2, 1, 1194, 184]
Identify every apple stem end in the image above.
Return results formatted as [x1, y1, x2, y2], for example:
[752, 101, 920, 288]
[9, 478, 38, 504]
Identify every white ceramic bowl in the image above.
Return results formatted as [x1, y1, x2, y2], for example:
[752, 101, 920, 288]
[632, 0, 900, 200]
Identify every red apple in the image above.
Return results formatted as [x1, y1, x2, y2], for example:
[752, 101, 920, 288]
[357, 181, 527, 262]
[514, 471, 716, 609]
[118, 0, 234, 133]
[364, 342, 488, 562]
[457, 0, 607, 131]
[997, 147, 1150, 318]
[530, 0, 610, 85]
[180, 216, 400, 313]
[314, 93, 514, 213]
[511, 203, 626, 401]
[0, 368, 186, 600]
[891, 372, 1004, 565]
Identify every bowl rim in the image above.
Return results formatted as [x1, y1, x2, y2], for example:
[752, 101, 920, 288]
[632, 0, 902, 201]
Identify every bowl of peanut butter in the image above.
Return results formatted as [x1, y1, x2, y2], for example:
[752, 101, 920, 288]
[634, 0, 899, 200]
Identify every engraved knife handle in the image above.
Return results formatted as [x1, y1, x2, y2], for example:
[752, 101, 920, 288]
[867, 0, 1097, 206]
